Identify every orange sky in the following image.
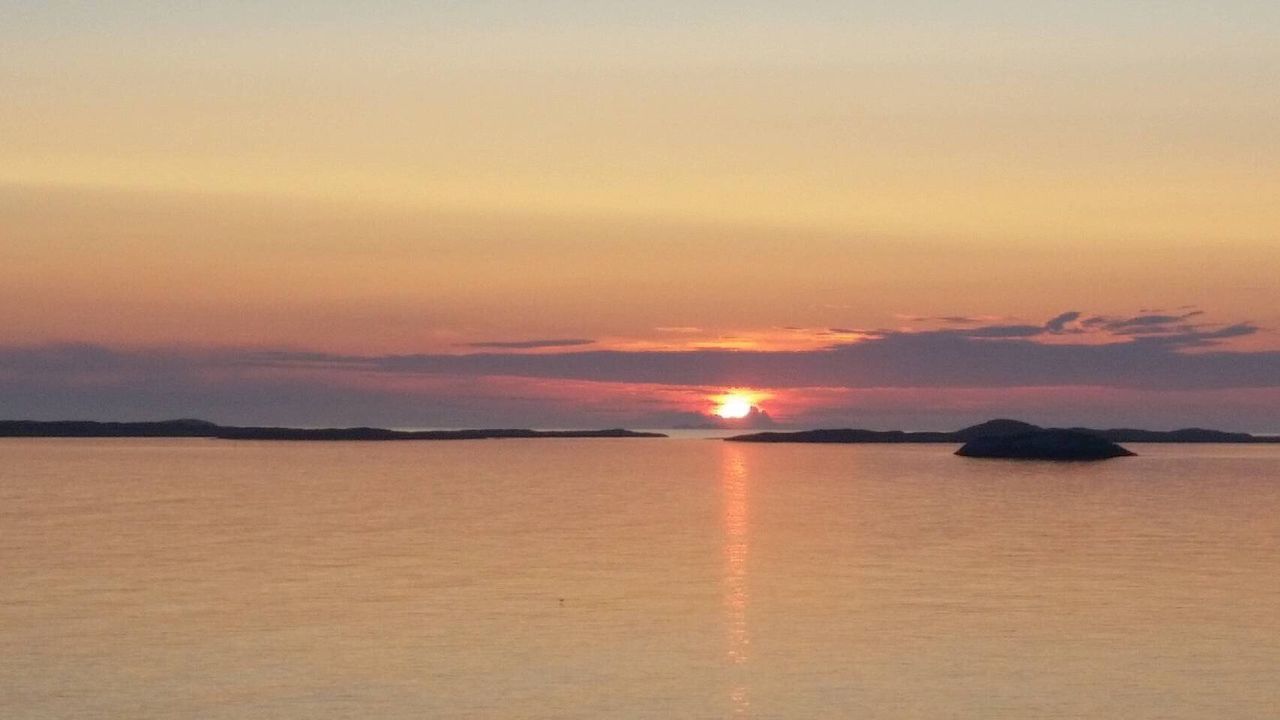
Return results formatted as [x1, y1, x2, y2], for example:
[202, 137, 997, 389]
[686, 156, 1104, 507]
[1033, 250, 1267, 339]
[2, 2, 1278, 427]
[3, 185, 1276, 355]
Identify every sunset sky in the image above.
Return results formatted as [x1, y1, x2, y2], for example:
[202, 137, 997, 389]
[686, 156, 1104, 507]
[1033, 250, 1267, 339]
[3, 2, 1278, 429]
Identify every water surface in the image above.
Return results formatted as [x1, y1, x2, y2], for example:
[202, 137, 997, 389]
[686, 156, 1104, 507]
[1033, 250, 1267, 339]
[2, 440, 1277, 718]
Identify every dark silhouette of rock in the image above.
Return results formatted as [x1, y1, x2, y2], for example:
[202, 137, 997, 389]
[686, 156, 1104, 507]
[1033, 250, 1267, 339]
[212, 427, 666, 441]
[3, 417, 1274, 444]
[956, 430, 1135, 461]
[725, 428, 953, 443]
[726, 418, 1278, 444]
[0, 420, 665, 440]
[953, 419, 1042, 440]
[0, 419, 222, 437]
[1069, 427, 1258, 443]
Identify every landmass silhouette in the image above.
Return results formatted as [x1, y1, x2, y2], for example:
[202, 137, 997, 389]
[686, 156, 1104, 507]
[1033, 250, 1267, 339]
[728, 417, 1280, 460]
[726, 418, 1278, 444]
[954, 429, 1135, 461]
[0, 420, 666, 440]
[2, 417, 1273, 448]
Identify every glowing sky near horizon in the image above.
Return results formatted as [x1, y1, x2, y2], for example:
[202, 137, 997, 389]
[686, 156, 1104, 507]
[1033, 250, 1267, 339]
[3, 1, 1278, 426]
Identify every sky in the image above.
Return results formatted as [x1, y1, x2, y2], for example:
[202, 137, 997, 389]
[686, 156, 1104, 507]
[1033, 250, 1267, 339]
[3, 1, 1278, 430]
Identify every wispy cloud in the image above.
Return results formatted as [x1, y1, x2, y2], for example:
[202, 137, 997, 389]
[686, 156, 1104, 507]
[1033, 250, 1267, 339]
[4, 311, 1273, 390]
[461, 338, 595, 350]
[1044, 311, 1081, 333]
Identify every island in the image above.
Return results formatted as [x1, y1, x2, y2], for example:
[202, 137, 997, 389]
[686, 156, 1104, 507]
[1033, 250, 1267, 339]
[0, 419, 666, 441]
[726, 418, 1278, 444]
[954, 429, 1135, 461]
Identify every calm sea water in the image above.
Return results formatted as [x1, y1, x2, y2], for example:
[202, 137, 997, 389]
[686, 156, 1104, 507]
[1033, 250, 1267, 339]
[2, 439, 1277, 719]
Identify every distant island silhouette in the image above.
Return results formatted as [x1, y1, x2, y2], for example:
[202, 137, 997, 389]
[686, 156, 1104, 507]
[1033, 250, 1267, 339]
[3, 418, 1275, 448]
[726, 418, 1279, 444]
[0, 420, 666, 441]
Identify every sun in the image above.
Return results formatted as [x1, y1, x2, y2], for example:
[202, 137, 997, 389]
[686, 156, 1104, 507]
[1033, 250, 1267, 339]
[714, 393, 755, 419]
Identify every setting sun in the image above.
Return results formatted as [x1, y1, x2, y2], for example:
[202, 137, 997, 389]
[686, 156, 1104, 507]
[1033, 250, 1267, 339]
[714, 393, 758, 419]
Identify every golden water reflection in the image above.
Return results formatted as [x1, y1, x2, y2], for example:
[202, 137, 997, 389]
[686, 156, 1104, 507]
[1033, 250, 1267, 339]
[720, 443, 750, 716]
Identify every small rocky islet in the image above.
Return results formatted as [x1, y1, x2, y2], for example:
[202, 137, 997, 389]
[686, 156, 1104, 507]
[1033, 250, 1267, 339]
[953, 429, 1135, 461]
[726, 418, 1277, 461]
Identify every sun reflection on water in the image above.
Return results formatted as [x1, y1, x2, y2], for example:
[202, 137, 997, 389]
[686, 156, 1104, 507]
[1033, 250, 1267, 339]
[720, 444, 751, 716]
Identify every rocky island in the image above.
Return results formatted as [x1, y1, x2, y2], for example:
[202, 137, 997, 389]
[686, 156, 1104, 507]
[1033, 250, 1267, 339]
[954, 429, 1135, 461]
[726, 418, 1277, 445]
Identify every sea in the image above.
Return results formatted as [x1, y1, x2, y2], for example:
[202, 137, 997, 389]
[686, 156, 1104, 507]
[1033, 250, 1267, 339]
[2, 438, 1277, 719]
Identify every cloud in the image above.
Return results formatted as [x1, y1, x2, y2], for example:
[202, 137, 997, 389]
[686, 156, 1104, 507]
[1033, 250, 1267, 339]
[461, 338, 594, 349]
[1080, 309, 1207, 336]
[6, 311, 1273, 392]
[1108, 313, 1197, 329]
[932, 309, 1255, 347]
[957, 324, 1046, 338]
[899, 314, 1019, 326]
[1044, 311, 1081, 333]
[1065, 311, 1259, 348]
[347, 310, 1272, 391]
[0, 310, 1274, 426]
[1128, 322, 1259, 347]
